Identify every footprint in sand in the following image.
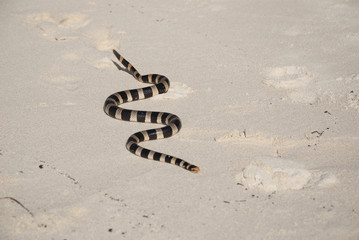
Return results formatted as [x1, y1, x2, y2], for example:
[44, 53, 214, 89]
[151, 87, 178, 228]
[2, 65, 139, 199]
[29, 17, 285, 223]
[22, 12, 123, 52]
[22, 11, 126, 72]
[235, 157, 337, 192]
[22, 12, 91, 41]
[318, 73, 359, 111]
[262, 66, 317, 104]
[86, 29, 126, 69]
[84, 28, 123, 52]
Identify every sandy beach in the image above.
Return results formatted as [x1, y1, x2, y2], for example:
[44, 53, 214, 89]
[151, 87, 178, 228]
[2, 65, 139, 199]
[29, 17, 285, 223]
[1, 0, 359, 239]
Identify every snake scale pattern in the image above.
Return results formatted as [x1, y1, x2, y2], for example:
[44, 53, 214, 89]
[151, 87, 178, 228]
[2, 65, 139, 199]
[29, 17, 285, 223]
[104, 50, 200, 173]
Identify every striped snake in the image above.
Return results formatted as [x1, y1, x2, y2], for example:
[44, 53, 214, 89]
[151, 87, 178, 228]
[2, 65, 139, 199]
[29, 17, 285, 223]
[104, 50, 200, 173]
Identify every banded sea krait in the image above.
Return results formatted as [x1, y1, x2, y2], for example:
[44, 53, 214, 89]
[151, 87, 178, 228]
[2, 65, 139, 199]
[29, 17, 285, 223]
[104, 50, 200, 173]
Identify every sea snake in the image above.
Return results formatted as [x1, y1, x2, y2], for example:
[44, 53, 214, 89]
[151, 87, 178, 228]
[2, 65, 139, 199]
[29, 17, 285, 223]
[104, 50, 200, 173]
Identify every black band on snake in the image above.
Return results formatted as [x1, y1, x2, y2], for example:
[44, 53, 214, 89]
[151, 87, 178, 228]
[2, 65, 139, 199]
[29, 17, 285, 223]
[104, 50, 200, 173]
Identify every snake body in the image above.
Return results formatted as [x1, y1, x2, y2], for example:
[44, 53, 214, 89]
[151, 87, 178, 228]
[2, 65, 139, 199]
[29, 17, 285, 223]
[104, 50, 200, 173]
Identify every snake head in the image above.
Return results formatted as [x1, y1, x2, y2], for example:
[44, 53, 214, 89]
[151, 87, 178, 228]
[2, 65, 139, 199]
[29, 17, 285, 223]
[189, 166, 200, 173]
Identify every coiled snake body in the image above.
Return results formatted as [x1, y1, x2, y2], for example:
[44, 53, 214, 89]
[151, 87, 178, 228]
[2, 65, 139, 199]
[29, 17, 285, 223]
[104, 50, 200, 173]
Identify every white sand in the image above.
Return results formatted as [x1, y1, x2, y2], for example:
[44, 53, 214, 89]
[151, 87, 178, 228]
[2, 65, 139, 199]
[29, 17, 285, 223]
[1, 0, 359, 239]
